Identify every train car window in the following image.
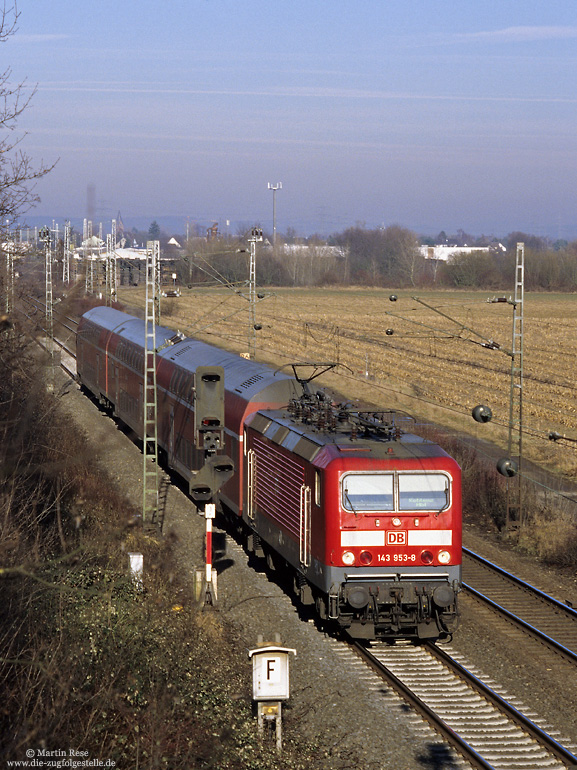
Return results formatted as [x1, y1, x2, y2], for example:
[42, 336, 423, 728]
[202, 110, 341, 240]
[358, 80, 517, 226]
[315, 471, 321, 507]
[342, 473, 394, 512]
[398, 473, 449, 511]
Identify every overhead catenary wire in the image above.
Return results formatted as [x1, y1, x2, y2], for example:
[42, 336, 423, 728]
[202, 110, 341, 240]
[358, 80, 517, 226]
[123, 271, 577, 514]
[196, 324, 577, 508]
[247, 304, 577, 428]
[194, 303, 577, 460]
[145, 253, 577, 484]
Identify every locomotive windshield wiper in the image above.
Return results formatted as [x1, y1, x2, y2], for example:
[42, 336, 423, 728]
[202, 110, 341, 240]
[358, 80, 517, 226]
[435, 479, 450, 518]
[344, 488, 360, 518]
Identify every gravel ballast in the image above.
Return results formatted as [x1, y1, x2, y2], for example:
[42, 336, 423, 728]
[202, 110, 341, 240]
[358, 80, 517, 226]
[58, 373, 577, 768]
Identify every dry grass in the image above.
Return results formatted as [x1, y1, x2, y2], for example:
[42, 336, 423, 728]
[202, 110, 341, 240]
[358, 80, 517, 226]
[0, 328, 325, 769]
[119, 285, 577, 483]
[519, 501, 577, 565]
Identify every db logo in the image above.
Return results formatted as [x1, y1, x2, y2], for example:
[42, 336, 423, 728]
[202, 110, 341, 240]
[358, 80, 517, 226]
[387, 530, 407, 545]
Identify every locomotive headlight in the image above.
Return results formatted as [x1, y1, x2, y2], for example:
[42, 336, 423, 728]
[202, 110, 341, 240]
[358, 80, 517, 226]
[392, 517, 402, 527]
[342, 550, 355, 566]
[420, 550, 434, 565]
[438, 550, 451, 564]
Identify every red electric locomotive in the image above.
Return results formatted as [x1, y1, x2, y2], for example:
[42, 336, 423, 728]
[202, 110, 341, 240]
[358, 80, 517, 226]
[77, 306, 461, 641]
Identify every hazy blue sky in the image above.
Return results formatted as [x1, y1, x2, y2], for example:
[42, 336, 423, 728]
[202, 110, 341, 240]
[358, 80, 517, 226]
[7, 1, 577, 238]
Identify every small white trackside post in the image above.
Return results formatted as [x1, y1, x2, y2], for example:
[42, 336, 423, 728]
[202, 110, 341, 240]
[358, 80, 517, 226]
[249, 635, 296, 752]
[128, 552, 144, 592]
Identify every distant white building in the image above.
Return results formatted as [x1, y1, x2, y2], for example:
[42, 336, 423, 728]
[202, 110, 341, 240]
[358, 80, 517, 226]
[419, 244, 505, 262]
[112, 247, 148, 260]
[77, 235, 105, 254]
[74, 243, 148, 260]
[280, 243, 346, 259]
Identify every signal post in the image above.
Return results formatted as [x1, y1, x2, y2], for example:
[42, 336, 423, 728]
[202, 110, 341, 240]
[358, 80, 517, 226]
[190, 365, 234, 607]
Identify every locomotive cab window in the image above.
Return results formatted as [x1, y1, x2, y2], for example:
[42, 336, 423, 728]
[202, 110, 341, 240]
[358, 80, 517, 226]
[341, 472, 450, 513]
[398, 473, 449, 512]
[342, 474, 394, 512]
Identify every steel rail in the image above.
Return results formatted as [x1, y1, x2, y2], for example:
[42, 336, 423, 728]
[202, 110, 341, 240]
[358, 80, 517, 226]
[462, 581, 577, 664]
[349, 639, 496, 770]
[463, 547, 577, 619]
[23, 295, 79, 332]
[427, 641, 577, 768]
[53, 336, 75, 358]
[350, 637, 577, 770]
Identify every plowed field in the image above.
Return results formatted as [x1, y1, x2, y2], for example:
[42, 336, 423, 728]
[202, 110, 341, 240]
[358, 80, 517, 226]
[117, 285, 577, 481]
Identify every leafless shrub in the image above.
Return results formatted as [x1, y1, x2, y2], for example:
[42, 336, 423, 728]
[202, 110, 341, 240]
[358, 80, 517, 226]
[519, 498, 577, 567]
[0, 325, 323, 769]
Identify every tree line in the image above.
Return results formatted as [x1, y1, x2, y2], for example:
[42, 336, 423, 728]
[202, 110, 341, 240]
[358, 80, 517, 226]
[174, 224, 577, 291]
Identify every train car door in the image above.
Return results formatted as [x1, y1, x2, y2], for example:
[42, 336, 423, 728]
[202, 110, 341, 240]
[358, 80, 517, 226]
[299, 484, 311, 567]
[246, 448, 256, 521]
[96, 352, 102, 392]
[113, 363, 119, 407]
[168, 408, 175, 467]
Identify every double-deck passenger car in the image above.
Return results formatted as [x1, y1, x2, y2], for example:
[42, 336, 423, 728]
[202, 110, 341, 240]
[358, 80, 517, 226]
[77, 306, 461, 639]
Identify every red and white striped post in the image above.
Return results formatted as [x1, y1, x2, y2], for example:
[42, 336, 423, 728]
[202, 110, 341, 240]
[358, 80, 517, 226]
[203, 503, 217, 606]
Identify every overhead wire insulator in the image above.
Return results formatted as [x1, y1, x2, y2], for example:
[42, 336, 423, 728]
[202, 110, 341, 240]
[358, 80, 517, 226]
[497, 458, 518, 477]
[472, 405, 492, 423]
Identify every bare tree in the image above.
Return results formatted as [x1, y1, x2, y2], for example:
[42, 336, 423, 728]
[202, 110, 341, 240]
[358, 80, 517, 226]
[1, 2, 55, 232]
[381, 224, 422, 286]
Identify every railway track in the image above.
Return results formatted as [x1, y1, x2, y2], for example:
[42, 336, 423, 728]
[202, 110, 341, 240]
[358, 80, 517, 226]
[40, 315, 577, 768]
[462, 548, 577, 663]
[48, 314, 577, 646]
[346, 637, 577, 770]
[22, 296, 79, 377]
[52, 314, 577, 661]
